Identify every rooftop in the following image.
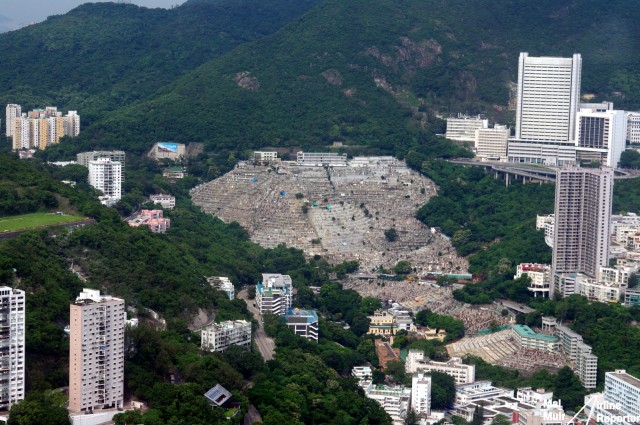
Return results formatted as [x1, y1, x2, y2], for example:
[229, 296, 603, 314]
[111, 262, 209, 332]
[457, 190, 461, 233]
[512, 325, 558, 341]
[609, 370, 640, 388]
[285, 308, 318, 323]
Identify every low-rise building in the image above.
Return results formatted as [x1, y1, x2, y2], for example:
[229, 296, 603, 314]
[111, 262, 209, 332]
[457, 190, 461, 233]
[475, 125, 510, 161]
[256, 274, 293, 315]
[296, 151, 348, 167]
[516, 388, 553, 406]
[201, 320, 251, 352]
[206, 276, 235, 300]
[405, 350, 475, 385]
[510, 325, 558, 351]
[455, 381, 514, 405]
[364, 383, 412, 425]
[251, 151, 278, 162]
[555, 325, 598, 389]
[352, 366, 372, 382]
[368, 310, 397, 335]
[515, 264, 552, 298]
[518, 400, 569, 425]
[162, 166, 187, 179]
[445, 114, 488, 143]
[285, 308, 319, 342]
[375, 339, 400, 371]
[148, 142, 186, 160]
[150, 194, 176, 210]
[127, 210, 171, 234]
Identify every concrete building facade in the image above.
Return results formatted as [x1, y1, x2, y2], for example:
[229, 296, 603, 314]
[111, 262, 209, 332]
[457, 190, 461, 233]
[69, 289, 125, 412]
[515, 53, 582, 143]
[88, 158, 123, 207]
[555, 325, 597, 389]
[411, 373, 431, 417]
[5, 104, 21, 138]
[475, 125, 510, 161]
[405, 350, 475, 385]
[575, 107, 626, 167]
[256, 274, 293, 315]
[296, 151, 348, 167]
[77, 151, 126, 170]
[446, 115, 489, 143]
[0, 287, 25, 411]
[284, 308, 319, 342]
[201, 320, 251, 352]
[552, 167, 613, 295]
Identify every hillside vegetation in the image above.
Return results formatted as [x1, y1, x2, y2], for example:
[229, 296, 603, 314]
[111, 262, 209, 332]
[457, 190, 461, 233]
[0, 0, 321, 124]
[71, 0, 640, 154]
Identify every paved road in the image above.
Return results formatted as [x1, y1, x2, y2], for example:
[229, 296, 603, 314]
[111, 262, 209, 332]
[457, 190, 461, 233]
[238, 288, 275, 361]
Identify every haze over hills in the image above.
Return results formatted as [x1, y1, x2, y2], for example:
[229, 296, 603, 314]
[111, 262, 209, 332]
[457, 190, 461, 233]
[0, 0, 322, 124]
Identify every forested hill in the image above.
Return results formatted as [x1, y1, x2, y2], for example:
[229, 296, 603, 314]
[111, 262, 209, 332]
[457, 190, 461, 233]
[0, 0, 322, 124]
[68, 0, 640, 154]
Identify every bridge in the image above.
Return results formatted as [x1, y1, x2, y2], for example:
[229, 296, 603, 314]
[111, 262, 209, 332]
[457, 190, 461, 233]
[448, 159, 640, 186]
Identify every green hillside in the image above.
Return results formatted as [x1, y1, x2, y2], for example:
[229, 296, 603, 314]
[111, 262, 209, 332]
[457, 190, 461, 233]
[0, 0, 321, 124]
[70, 0, 640, 154]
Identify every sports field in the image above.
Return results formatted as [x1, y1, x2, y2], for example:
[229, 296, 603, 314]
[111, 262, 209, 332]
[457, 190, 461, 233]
[0, 212, 87, 232]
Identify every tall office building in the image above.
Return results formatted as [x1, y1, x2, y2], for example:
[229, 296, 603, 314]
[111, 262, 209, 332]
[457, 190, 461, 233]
[552, 167, 613, 294]
[515, 53, 582, 142]
[5, 104, 21, 138]
[88, 158, 123, 206]
[0, 287, 25, 410]
[69, 288, 125, 412]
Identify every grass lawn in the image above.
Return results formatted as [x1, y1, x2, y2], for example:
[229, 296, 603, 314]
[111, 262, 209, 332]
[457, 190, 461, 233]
[0, 212, 87, 232]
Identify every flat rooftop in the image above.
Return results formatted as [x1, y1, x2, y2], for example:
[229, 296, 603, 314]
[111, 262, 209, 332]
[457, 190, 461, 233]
[512, 325, 558, 341]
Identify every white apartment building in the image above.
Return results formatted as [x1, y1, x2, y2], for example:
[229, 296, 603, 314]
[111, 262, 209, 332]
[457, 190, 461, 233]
[284, 308, 319, 342]
[575, 107, 626, 167]
[251, 151, 278, 162]
[552, 167, 613, 293]
[515, 263, 552, 298]
[516, 388, 553, 406]
[201, 320, 251, 352]
[446, 115, 488, 143]
[515, 53, 582, 143]
[5, 104, 21, 138]
[475, 125, 510, 161]
[150, 194, 176, 210]
[64, 110, 81, 137]
[365, 383, 412, 425]
[296, 151, 348, 167]
[412, 373, 431, 417]
[405, 350, 475, 385]
[456, 381, 514, 405]
[536, 215, 555, 247]
[352, 366, 373, 382]
[256, 274, 293, 315]
[555, 325, 597, 389]
[627, 112, 640, 144]
[206, 276, 235, 300]
[77, 151, 126, 170]
[88, 158, 123, 206]
[0, 287, 25, 411]
[575, 277, 624, 303]
[69, 289, 125, 412]
[587, 370, 640, 425]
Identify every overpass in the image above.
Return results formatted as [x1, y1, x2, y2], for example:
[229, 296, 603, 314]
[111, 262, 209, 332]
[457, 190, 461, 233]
[448, 159, 640, 186]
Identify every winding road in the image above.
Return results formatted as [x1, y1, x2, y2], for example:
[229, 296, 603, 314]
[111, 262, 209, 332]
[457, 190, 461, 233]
[238, 288, 275, 361]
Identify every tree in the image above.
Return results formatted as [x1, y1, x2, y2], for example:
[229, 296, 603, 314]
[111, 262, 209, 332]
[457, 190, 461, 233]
[471, 405, 484, 425]
[394, 261, 412, 275]
[405, 408, 419, 425]
[384, 228, 398, 242]
[8, 391, 70, 425]
[490, 414, 511, 425]
[430, 371, 456, 409]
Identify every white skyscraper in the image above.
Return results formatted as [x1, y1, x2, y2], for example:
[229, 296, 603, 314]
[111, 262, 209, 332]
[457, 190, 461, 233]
[0, 287, 25, 410]
[5, 104, 21, 138]
[515, 53, 582, 142]
[88, 158, 123, 206]
[69, 289, 125, 412]
[552, 167, 613, 295]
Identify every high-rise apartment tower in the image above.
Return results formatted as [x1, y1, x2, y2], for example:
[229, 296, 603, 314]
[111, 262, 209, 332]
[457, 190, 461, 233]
[69, 288, 125, 412]
[5, 104, 21, 138]
[0, 287, 25, 410]
[552, 167, 613, 294]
